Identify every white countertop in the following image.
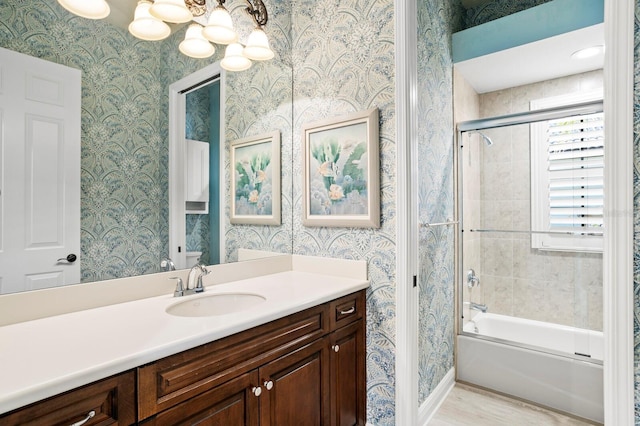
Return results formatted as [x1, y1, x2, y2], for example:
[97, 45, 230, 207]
[0, 270, 368, 414]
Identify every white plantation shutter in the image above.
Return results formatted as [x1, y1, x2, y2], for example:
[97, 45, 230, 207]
[531, 91, 604, 252]
[547, 112, 604, 230]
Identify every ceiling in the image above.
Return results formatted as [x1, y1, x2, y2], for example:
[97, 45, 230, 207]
[454, 23, 604, 93]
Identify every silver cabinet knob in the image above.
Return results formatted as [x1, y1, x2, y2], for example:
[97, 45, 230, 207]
[264, 380, 273, 390]
[252, 386, 262, 397]
[332, 344, 340, 353]
[70, 410, 95, 426]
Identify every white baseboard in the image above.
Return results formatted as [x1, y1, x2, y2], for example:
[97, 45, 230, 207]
[418, 368, 456, 425]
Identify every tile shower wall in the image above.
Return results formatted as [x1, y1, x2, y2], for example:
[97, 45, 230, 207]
[291, 0, 395, 423]
[416, 0, 464, 406]
[470, 70, 604, 331]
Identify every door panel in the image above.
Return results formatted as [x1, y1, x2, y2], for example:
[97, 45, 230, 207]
[260, 339, 329, 426]
[0, 47, 81, 294]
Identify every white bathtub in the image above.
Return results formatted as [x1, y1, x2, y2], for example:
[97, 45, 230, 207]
[458, 313, 603, 423]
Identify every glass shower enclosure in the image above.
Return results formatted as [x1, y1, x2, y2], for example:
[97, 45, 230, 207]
[455, 98, 605, 422]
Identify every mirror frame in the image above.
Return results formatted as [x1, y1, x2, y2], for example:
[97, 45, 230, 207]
[169, 62, 226, 270]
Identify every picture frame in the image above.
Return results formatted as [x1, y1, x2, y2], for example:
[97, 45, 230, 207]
[230, 131, 281, 225]
[302, 107, 380, 228]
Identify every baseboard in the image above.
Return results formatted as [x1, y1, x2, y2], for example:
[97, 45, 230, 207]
[418, 368, 456, 425]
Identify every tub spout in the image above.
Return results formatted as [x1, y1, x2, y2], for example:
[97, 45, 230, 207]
[470, 302, 488, 313]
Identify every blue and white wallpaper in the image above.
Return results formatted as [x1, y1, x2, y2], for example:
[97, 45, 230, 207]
[291, 0, 396, 423]
[0, 1, 191, 282]
[633, 1, 640, 422]
[222, 0, 293, 262]
[416, 0, 463, 405]
[463, 0, 552, 28]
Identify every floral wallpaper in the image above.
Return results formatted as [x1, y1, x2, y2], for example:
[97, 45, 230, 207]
[634, 1, 640, 422]
[184, 84, 215, 265]
[291, 0, 396, 423]
[462, 0, 552, 28]
[416, 0, 463, 405]
[221, 0, 293, 262]
[0, 1, 215, 282]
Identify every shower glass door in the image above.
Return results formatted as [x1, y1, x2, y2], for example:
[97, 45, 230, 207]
[458, 102, 604, 362]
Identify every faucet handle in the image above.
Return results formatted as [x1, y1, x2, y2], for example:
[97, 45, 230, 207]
[170, 277, 184, 297]
[194, 265, 208, 293]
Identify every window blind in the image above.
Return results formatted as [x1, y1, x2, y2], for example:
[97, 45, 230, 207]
[546, 112, 604, 233]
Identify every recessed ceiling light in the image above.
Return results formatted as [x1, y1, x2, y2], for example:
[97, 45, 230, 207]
[571, 45, 605, 60]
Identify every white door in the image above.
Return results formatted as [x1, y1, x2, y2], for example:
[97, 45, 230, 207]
[0, 47, 81, 294]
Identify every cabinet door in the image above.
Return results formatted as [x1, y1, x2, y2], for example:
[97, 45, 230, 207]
[146, 371, 260, 426]
[330, 320, 366, 426]
[0, 371, 135, 426]
[259, 339, 329, 426]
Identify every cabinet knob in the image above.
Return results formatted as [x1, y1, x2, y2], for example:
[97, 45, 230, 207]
[70, 410, 95, 426]
[252, 386, 262, 397]
[332, 344, 340, 353]
[264, 380, 274, 390]
[339, 307, 355, 315]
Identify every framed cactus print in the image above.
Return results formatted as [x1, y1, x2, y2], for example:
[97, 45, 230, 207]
[230, 131, 281, 225]
[302, 108, 380, 228]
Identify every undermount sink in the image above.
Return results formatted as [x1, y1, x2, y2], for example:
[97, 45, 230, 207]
[166, 293, 267, 317]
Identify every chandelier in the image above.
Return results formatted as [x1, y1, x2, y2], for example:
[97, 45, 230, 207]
[56, 0, 274, 71]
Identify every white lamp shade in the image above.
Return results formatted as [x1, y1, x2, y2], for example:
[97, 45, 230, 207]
[179, 24, 215, 58]
[150, 0, 193, 24]
[57, 0, 110, 19]
[129, 1, 171, 41]
[202, 6, 238, 45]
[244, 27, 274, 61]
[221, 43, 252, 72]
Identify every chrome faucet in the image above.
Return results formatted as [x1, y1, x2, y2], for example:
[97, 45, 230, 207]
[170, 263, 210, 297]
[160, 257, 176, 272]
[470, 302, 488, 313]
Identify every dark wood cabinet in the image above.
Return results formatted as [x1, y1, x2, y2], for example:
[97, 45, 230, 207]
[1, 290, 366, 426]
[259, 338, 330, 425]
[0, 370, 136, 426]
[141, 290, 366, 425]
[329, 320, 366, 426]
[143, 371, 260, 426]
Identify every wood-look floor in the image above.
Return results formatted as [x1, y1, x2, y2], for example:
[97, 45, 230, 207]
[429, 384, 600, 426]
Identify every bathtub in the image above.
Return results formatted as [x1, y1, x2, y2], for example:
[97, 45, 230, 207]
[457, 312, 603, 423]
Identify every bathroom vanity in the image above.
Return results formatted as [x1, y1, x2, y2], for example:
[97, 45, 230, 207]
[0, 255, 368, 425]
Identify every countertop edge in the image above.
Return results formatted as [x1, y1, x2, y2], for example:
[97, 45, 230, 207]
[0, 273, 369, 415]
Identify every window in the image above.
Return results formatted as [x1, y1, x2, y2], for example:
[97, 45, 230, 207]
[530, 90, 604, 252]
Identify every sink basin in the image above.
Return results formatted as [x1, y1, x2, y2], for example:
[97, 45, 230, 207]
[166, 293, 266, 317]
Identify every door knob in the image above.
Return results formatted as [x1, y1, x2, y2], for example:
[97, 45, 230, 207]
[252, 386, 262, 397]
[57, 254, 77, 263]
[332, 344, 340, 353]
[264, 380, 273, 390]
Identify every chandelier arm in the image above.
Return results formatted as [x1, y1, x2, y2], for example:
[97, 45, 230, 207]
[245, 0, 268, 27]
[185, 0, 207, 16]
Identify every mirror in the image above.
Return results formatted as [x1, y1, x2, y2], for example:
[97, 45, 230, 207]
[0, 0, 293, 294]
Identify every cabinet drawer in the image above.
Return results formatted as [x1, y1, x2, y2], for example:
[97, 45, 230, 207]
[0, 371, 136, 426]
[138, 303, 329, 419]
[329, 290, 365, 331]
